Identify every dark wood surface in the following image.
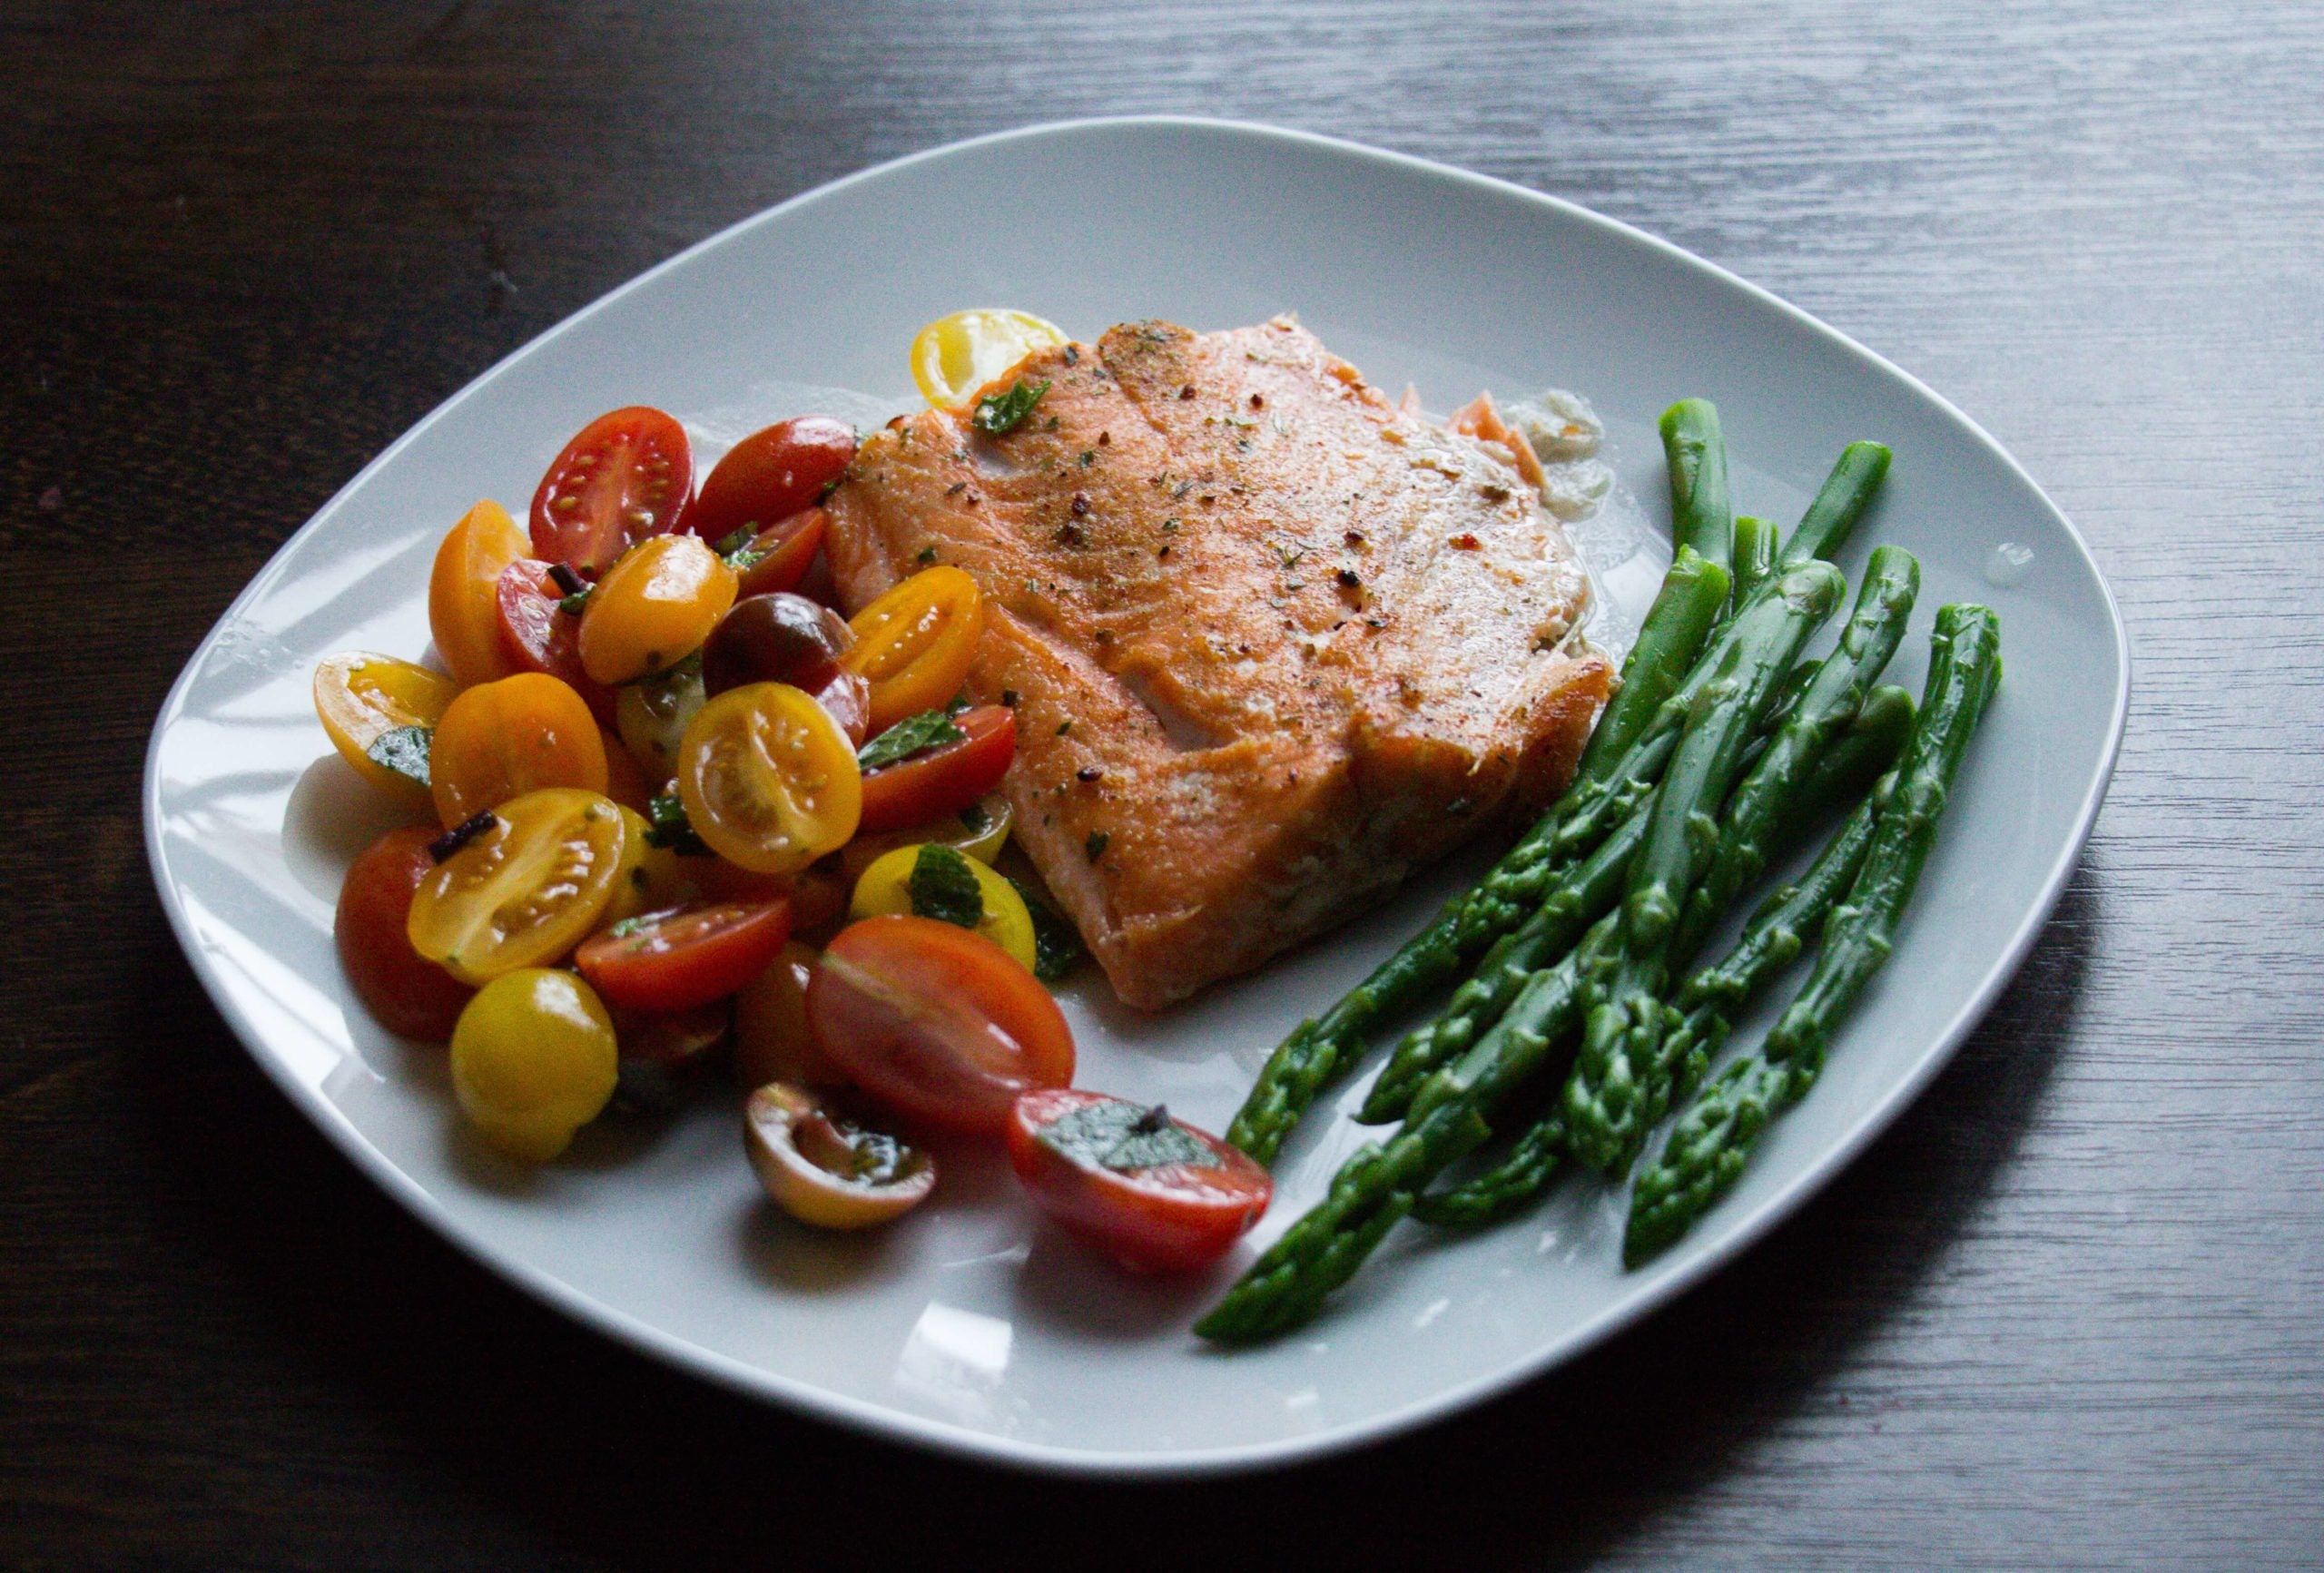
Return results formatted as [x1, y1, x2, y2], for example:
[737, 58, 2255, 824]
[6, 2, 2319, 1567]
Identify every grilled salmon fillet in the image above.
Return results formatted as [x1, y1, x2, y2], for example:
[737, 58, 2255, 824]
[826, 317, 1610, 1009]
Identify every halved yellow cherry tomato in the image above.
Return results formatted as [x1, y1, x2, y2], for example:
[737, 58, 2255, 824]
[910, 309, 1068, 409]
[615, 654, 707, 777]
[407, 788, 627, 984]
[838, 791, 1012, 883]
[840, 566, 983, 733]
[312, 652, 458, 806]
[450, 968, 618, 1162]
[428, 498, 529, 687]
[675, 683, 862, 875]
[578, 534, 737, 686]
[848, 842, 1038, 973]
[428, 672, 608, 828]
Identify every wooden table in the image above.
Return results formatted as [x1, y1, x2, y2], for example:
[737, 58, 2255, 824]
[7, 2, 2319, 1565]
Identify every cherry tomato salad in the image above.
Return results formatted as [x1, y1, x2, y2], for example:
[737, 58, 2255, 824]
[313, 316, 1272, 1275]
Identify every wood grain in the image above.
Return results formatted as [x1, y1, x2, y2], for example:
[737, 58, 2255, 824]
[5, 1, 2319, 1566]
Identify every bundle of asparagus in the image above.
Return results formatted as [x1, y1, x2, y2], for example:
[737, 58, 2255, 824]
[1199, 408, 1998, 1345]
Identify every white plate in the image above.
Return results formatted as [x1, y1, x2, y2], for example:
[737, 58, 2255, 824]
[143, 118, 2126, 1476]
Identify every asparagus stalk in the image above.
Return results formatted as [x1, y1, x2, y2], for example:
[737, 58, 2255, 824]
[1780, 441, 1891, 567]
[1730, 514, 1775, 608]
[1659, 398, 1733, 574]
[1561, 561, 1846, 1174]
[1198, 918, 1620, 1344]
[1410, 726, 1907, 1225]
[1359, 778, 1659, 1124]
[1225, 549, 1728, 1164]
[1764, 604, 2003, 1077]
[1627, 605, 2001, 1263]
[1571, 546, 1732, 786]
[1671, 546, 1920, 966]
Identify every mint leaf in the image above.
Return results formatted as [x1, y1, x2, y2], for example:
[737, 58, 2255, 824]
[1034, 1099, 1214, 1173]
[644, 792, 710, 856]
[907, 844, 984, 930]
[365, 724, 432, 788]
[972, 378, 1050, 437]
[1007, 875, 1087, 982]
[858, 709, 967, 772]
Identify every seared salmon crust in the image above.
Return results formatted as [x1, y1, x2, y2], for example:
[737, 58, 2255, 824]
[827, 317, 1610, 1009]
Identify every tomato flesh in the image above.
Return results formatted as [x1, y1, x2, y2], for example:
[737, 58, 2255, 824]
[530, 406, 693, 575]
[807, 916, 1072, 1135]
[731, 507, 828, 600]
[576, 900, 792, 1014]
[336, 826, 475, 1040]
[1007, 1089, 1273, 1273]
[496, 560, 616, 723]
[841, 566, 984, 733]
[858, 705, 1017, 833]
[686, 418, 856, 546]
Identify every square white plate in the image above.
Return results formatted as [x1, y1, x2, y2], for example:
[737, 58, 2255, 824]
[143, 118, 2125, 1475]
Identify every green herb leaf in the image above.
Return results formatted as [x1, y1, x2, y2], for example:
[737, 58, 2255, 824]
[1007, 875, 1088, 981]
[971, 378, 1050, 437]
[915, 546, 937, 565]
[1084, 831, 1109, 862]
[907, 844, 984, 930]
[557, 586, 594, 616]
[644, 792, 711, 856]
[713, 526, 756, 556]
[958, 800, 993, 836]
[365, 724, 433, 788]
[858, 709, 968, 772]
[1035, 1098, 1215, 1173]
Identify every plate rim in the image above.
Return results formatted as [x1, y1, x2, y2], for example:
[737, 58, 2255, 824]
[143, 113, 2131, 1478]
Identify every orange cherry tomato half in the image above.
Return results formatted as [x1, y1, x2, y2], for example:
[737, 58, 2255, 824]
[841, 566, 983, 733]
[857, 705, 1017, 834]
[1006, 1089, 1274, 1273]
[496, 559, 616, 723]
[806, 915, 1073, 1136]
[428, 499, 529, 687]
[685, 418, 856, 546]
[577, 534, 737, 686]
[312, 653, 459, 807]
[529, 406, 693, 575]
[675, 682, 862, 874]
[731, 507, 829, 600]
[429, 672, 609, 828]
[575, 900, 793, 1014]
[335, 826, 476, 1040]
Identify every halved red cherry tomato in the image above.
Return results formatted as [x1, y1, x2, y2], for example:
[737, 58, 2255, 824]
[530, 406, 693, 575]
[335, 826, 475, 1040]
[1006, 1089, 1274, 1273]
[858, 705, 1017, 834]
[807, 915, 1073, 1135]
[686, 418, 856, 546]
[607, 998, 732, 1112]
[575, 900, 792, 1014]
[496, 560, 616, 723]
[731, 507, 828, 599]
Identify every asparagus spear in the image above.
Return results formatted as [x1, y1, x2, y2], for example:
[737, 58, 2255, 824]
[1410, 728, 1906, 1224]
[1409, 1105, 1566, 1228]
[1780, 441, 1891, 567]
[1659, 398, 1733, 574]
[1764, 604, 2003, 1078]
[1670, 546, 1920, 966]
[1627, 604, 2001, 1263]
[1730, 514, 1775, 608]
[1199, 918, 1619, 1344]
[1224, 549, 1727, 1165]
[1571, 546, 1732, 786]
[1561, 561, 1846, 1174]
